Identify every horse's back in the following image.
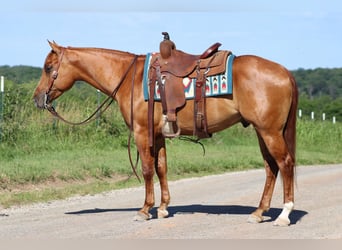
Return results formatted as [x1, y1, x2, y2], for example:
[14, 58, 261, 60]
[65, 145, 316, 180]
[233, 55, 293, 88]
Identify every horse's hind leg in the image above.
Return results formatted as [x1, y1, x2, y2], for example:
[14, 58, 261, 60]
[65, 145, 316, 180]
[154, 135, 171, 218]
[250, 129, 295, 226]
[248, 131, 279, 224]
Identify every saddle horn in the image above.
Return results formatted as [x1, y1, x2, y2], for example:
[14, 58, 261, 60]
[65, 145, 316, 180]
[160, 32, 176, 59]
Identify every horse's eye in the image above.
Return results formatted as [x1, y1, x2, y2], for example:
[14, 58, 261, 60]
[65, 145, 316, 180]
[45, 65, 53, 73]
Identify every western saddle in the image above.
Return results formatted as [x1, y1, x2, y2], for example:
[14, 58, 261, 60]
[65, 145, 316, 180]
[148, 32, 231, 146]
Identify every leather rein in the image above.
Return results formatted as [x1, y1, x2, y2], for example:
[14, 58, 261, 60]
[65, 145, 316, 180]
[44, 48, 141, 181]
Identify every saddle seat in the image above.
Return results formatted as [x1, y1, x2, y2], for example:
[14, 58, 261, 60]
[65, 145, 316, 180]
[159, 42, 227, 78]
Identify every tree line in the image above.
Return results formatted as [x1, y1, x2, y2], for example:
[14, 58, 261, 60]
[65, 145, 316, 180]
[0, 65, 42, 85]
[291, 68, 342, 121]
[1, 65, 342, 121]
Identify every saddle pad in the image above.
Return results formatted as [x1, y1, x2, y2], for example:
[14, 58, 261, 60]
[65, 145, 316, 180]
[143, 52, 235, 101]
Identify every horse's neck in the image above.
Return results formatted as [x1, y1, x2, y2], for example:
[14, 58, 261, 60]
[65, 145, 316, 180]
[71, 48, 138, 96]
[69, 48, 145, 127]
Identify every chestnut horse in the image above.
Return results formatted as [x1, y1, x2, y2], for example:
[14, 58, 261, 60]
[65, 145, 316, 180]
[33, 41, 298, 226]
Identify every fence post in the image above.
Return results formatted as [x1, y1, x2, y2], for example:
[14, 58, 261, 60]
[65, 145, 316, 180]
[52, 101, 58, 130]
[0, 76, 4, 143]
[96, 89, 100, 127]
[298, 109, 302, 118]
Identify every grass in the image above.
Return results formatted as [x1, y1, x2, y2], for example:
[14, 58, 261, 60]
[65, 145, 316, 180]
[296, 119, 342, 164]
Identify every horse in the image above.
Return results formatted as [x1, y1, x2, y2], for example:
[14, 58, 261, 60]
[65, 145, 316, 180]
[33, 41, 298, 226]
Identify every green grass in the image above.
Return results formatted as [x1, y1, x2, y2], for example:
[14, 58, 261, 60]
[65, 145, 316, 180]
[296, 119, 342, 164]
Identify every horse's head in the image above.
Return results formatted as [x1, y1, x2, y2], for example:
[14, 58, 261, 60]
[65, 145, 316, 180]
[33, 41, 76, 109]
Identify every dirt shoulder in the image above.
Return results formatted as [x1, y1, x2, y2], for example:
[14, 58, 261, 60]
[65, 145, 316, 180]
[0, 164, 341, 239]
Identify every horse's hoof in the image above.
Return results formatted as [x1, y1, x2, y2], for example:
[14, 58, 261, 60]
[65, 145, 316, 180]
[247, 214, 263, 224]
[273, 216, 290, 226]
[133, 211, 152, 221]
[157, 208, 169, 219]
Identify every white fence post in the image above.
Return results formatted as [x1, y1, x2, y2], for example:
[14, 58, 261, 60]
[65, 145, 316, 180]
[311, 111, 315, 120]
[0, 76, 4, 143]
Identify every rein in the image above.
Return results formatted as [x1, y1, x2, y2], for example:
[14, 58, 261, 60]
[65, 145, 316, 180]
[45, 49, 141, 181]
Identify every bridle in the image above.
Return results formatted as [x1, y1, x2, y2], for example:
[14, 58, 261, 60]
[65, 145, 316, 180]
[44, 47, 138, 126]
[44, 47, 141, 181]
[45, 47, 66, 105]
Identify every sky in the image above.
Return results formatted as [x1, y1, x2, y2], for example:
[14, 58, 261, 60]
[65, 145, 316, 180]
[0, 0, 341, 70]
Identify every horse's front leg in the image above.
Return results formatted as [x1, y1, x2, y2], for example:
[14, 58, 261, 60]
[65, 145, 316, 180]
[133, 132, 155, 221]
[154, 135, 170, 219]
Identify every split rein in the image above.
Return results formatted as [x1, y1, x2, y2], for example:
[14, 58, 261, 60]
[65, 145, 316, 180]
[44, 49, 141, 181]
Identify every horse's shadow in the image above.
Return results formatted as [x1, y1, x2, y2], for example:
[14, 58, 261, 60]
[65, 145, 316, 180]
[65, 204, 308, 225]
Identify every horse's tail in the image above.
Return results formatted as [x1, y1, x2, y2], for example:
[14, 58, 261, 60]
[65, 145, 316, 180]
[284, 72, 298, 165]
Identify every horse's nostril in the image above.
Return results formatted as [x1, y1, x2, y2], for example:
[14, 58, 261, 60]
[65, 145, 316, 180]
[33, 93, 45, 109]
[34, 99, 39, 108]
[34, 98, 40, 108]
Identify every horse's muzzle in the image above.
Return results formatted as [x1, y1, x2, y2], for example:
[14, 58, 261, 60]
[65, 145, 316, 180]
[33, 92, 47, 109]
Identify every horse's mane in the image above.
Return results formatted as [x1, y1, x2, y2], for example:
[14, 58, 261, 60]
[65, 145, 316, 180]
[67, 46, 138, 57]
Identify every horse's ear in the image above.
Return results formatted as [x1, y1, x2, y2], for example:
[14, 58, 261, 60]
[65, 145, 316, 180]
[47, 40, 61, 54]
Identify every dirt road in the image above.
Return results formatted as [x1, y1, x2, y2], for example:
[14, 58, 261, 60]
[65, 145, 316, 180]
[0, 164, 341, 239]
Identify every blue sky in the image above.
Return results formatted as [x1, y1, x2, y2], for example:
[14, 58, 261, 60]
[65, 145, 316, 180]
[0, 0, 341, 70]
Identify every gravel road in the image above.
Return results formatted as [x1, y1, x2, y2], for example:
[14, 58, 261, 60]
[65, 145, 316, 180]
[0, 164, 341, 239]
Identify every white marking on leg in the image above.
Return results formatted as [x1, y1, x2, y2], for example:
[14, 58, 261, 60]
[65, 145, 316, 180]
[279, 201, 294, 219]
[274, 201, 294, 226]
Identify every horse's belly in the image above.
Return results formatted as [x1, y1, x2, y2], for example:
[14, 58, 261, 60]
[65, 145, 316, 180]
[177, 98, 240, 134]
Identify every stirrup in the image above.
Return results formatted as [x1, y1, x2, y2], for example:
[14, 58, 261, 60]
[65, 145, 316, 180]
[162, 115, 181, 138]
